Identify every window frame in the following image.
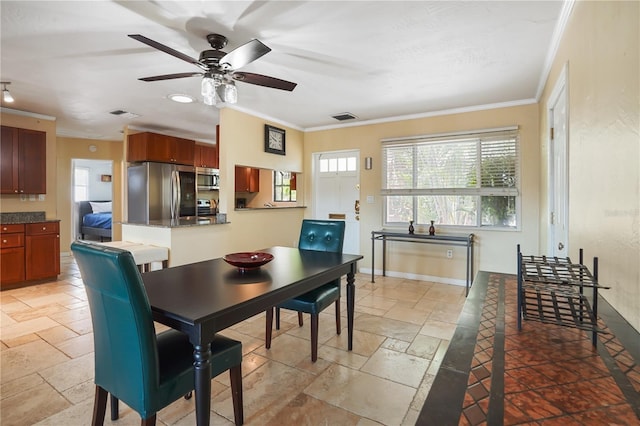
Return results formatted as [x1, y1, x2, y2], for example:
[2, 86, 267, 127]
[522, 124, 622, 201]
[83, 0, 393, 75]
[381, 127, 521, 230]
[273, 170, 296, 202]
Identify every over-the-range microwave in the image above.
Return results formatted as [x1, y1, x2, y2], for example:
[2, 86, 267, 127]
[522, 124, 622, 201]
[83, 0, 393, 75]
[196, 167, 219, 190]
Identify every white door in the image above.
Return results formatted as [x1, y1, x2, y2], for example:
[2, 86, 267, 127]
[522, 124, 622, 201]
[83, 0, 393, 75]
[548, 65, 569, 257]
[314, 151, 360, 255]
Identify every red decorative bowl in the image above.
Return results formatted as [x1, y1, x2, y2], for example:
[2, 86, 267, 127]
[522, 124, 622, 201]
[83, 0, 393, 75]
[223, 252, 274, 270]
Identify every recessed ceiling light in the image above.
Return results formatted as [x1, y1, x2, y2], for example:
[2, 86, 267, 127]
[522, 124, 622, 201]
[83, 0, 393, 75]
[168, 94, 195, 104]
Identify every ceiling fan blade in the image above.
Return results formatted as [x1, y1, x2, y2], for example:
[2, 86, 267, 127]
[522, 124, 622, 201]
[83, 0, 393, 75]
[219, 39, 271, 70]
[232, 72, 297, 91]
[139, 72, 203, 82]
[128, 34, 206, 70]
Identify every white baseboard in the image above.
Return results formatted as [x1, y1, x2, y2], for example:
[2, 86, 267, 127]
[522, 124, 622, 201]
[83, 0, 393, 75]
[358, 267, 467, 288]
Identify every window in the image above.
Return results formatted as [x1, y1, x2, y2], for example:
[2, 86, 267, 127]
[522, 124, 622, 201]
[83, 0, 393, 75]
[273, 171, 297, 202]
[74, 167, 90, 201]
[382, 127, 520, 229]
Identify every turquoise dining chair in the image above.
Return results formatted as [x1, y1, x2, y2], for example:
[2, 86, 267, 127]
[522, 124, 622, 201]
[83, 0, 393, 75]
[71, 241, 243, 426]
[265, 219, 345, 362]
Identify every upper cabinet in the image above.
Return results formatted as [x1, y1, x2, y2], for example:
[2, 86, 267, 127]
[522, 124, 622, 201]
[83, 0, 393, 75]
[194, 144, 218, 169]
[128, 132, 195, 165]
[235, 166, 260, 192]
[1, 125, 47, 194]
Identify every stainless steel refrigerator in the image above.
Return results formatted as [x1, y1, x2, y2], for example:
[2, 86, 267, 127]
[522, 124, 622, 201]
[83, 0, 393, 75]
[127, 162, 196, 223]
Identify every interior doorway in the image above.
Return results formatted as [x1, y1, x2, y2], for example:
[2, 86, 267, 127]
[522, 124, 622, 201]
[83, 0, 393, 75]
[547, 64, 569, 257]
[313, 150, 360, 255]
[71, 159, 113, 242]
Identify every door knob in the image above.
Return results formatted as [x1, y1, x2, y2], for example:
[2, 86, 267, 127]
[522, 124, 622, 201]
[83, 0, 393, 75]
[558, 242, 564, 250]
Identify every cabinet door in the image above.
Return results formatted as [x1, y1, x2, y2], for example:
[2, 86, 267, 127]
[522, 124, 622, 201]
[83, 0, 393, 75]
[18, 128, 47, 194]
[235, 166, 249, 192]
[0, 247, 25, 285]
[1, 126, 19, 194]
[195, 145, 218, 168]
[145, 133, 174, 163]
[26, 233, 60, 280]
[172, 136, 196, 165]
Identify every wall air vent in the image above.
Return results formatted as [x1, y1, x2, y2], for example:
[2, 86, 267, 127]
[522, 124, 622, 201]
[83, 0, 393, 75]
[110, 109, 141, 119]
[331, 112, 357, 121]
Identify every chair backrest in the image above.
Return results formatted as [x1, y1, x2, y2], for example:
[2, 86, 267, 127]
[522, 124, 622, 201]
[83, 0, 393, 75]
[298, 219, 345, 254]
[71, 241, 159, 416]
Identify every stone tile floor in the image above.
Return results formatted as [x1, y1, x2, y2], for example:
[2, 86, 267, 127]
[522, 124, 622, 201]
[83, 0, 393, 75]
[1, 255, 465, 425]
[6, 258, 639, 426]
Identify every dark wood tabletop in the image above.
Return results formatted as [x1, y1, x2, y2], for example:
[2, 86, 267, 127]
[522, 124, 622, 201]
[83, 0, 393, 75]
[141, 245, 363, 426]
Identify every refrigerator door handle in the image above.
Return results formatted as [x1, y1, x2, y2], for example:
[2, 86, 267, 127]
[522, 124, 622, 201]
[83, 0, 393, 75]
[169, 170, 177, 220]
[175, 170, 182, 219]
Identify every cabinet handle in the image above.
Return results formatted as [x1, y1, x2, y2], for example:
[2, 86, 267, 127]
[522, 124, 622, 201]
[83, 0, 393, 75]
[2, 239, 7, 244]
[42, 226, 47, 230]
[2, 227, 6, 231]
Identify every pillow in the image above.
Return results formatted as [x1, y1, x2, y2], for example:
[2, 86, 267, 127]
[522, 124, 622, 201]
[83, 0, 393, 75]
[90, 201, 112, 214]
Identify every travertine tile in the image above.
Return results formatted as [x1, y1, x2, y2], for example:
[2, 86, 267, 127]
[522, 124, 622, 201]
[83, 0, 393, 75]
[263, 393, 360, 425]
[1, 340, 69, 383]
[361, 347, 430, 388]
[39, 352, 94, 393]
[0, 317, 60, 341]
[304, 364, 416, 425]
[419, 319, 457, 340]
[0, 382, 71, 426]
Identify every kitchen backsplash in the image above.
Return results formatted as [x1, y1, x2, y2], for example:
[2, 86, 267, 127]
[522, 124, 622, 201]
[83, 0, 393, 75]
[0, 211, 46, 224]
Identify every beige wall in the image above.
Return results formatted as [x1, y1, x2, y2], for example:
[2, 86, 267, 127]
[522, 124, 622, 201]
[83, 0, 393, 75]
[56, 136, 124, 253]
[538, 0, 639, 331]
[218, 108, 306, 251]
[304, 103, 541, 281]
[0, 112, 57, 217]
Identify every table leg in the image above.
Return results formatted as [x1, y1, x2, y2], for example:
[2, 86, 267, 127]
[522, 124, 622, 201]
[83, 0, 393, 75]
[346, 265, 356, 351]
[371, 234, 375, 283]
[382, 237, 387, 277]
[193, 343, 212, 426]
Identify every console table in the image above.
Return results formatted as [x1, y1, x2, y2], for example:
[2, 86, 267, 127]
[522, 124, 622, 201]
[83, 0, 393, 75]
[371, 230, 475, 295]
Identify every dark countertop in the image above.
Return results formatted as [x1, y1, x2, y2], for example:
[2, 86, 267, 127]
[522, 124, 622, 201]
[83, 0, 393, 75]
[0, 211, 59, 224]
[122, 216, 229, 228]
[235, 206, 306, 211]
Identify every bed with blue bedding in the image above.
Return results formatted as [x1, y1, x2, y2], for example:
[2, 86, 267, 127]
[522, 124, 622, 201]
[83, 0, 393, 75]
[77, 200, 112, 241]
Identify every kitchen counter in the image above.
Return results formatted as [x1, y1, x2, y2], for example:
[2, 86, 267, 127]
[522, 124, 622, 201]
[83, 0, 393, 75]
[122, 216, 229, 228]
[235, 206, 306, 211]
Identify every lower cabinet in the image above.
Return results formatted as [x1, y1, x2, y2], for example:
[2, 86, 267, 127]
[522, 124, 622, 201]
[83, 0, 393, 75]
[26, 222, 60, 281]
[1, 224, 25, 285]
[0, 221, 60, 289]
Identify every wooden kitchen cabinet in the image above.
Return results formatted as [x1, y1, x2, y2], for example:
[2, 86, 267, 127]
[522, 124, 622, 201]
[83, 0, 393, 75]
[0, 224, 25, 286]
[25, 222, 60, 281]
[194, 144, 218, 168]
[128, 132, 195, 165]
[1, 125, 47, 194]
[235, 166, 260, 192]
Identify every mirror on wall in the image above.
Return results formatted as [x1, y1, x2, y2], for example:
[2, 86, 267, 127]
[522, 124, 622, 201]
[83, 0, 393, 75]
[234, 165, 301, 209]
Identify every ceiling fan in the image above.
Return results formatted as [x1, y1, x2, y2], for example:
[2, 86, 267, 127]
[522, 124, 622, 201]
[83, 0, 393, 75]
[128, 33, 297, 105]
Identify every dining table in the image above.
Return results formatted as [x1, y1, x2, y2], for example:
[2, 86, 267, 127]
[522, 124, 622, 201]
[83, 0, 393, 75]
[141, 245, 363, 426]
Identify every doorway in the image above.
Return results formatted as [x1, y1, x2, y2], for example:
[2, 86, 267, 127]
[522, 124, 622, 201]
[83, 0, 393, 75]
[547, 64, 569, 257]
[313, 150, 360, 255]
[71, 159, 113, 241]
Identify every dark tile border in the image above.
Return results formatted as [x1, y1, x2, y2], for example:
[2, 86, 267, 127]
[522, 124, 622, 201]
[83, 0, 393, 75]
[416, 271, 490, 425]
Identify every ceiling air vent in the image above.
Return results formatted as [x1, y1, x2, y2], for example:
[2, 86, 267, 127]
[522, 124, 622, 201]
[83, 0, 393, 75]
[331, 112, 357, 121]
[110, 109, 141, 119]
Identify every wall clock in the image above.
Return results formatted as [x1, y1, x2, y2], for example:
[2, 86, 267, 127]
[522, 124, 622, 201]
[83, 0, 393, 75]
[264, 124, 286, 155]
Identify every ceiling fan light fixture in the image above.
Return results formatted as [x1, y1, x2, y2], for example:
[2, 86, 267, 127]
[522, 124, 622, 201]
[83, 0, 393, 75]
[222, 80, 237, 104]
[1, 82, 14, 103]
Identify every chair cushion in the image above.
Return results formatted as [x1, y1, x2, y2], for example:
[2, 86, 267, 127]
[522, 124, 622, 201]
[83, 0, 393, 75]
[278, 280, 340, 315]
